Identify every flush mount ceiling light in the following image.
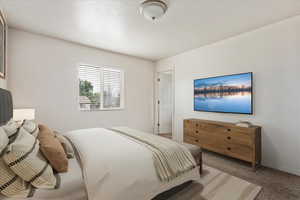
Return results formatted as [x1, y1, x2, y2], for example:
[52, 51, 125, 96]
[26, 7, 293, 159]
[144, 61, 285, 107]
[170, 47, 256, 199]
[139, 0, 168, 21]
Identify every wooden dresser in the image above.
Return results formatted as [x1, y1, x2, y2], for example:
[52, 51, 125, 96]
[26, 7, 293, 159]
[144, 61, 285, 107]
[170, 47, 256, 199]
[184, 119, 261, 170]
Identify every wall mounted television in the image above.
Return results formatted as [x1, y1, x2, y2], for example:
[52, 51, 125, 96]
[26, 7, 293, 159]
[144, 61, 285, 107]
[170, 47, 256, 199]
[194, 72, 253, 114]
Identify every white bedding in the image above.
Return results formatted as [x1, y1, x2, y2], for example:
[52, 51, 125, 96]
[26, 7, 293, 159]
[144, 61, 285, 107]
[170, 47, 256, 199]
[65, 128, 200, 200]
[0, 128, 200, 200]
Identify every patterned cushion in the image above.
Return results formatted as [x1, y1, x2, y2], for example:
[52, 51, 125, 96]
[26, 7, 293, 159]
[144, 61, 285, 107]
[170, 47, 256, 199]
[0, 121, 34, 198]
[22, 120, 39, 138]
[0, 158, 34, 198]
[1, 120, 19, 143]
[3, 128, 59, 189]
[2, 120, 38, 143]
[0, 128, 9, 154]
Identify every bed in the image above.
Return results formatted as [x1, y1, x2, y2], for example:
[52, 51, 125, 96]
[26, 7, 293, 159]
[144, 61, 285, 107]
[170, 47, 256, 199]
[0, 88, 200, 200]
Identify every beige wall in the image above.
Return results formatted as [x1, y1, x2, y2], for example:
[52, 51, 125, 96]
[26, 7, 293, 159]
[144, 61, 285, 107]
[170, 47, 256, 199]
[8, 28, 155, 133]
[156, 16, 300, 176]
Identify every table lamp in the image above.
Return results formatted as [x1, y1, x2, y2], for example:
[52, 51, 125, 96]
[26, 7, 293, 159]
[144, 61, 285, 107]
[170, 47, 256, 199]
[13, 109, 35, 123]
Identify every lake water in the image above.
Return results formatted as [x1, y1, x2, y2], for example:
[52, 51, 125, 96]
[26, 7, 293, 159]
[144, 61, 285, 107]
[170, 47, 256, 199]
[194, 93, 252, 114]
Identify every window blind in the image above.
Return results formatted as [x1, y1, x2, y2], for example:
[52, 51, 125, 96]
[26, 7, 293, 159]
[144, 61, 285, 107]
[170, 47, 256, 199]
[79, 65, 123, 110]
[102, 69, 122, 108]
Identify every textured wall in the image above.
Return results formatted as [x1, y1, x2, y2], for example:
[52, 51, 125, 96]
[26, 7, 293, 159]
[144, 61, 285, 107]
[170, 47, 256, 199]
[156, 16, 300, 176]
[8, 28, 155, 133]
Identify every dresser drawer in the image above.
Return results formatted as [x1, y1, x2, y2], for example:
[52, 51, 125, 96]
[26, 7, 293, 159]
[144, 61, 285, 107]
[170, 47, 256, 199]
[184, 135, 224, 154]
[194, 122, 222, 132]
[184, 135, 201, 146]
[194, 121, 254, 134]
[187, 129, 217, 142]
[184, 120, 194, 132]
[224, 143, 253, 162]
[222, 132, 253, 147]
[184, 134, 225, 152]
[199, 140, 253, 162]
[193, 123, 253, 146]
[184, 135, 253, 162]
[185, 128, 205, 137]
[185, 126, 253, 147]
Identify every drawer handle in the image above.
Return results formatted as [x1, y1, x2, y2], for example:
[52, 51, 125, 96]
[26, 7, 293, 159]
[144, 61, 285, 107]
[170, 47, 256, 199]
[196, 124, 199, 127]
[227, 136, 231, 140]
[227, 129, 231, 132]
[195, 139, 199, 142]
[227, 147, 231, 151]
[196, 130, 199, 134]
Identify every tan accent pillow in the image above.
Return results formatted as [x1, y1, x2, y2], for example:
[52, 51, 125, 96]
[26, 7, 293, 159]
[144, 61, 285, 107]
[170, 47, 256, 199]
[54, 131, 74, 159]
[38, 125, 68, 173]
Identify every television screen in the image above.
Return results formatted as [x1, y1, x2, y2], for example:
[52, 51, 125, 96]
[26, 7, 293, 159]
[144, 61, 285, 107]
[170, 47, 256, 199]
[194, 72, 253, 114]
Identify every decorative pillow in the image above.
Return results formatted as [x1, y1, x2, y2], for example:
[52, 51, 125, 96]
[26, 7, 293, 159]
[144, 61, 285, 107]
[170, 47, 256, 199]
[0, 158, 34, 198]
[0, 122, 35, 198]
[38, 125, 68, 173]
[54, 131, 74, 159]
[22, 120, 39, 138]
[3, 128, 59, 189]
[2, 120, 19, 143]
[0, 127, 9, 154]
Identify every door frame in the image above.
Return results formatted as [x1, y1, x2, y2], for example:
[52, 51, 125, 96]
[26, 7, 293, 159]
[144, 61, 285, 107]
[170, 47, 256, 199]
[154, 68, 175, 139]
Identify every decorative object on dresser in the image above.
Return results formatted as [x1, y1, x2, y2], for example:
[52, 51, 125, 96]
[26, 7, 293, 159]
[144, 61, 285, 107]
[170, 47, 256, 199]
[184, 119, 261, 170]
[235, 120, 253, 128]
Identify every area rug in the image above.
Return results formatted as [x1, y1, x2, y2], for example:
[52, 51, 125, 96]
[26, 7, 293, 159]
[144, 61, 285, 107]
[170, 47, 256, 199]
[154, 165, 262, 200]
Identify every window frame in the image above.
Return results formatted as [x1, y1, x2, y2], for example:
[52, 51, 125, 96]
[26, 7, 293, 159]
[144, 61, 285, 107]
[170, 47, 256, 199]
[78, 63, 125, 111]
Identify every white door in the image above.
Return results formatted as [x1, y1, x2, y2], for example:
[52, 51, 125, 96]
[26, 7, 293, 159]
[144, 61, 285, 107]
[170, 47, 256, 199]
[157, 71, 173, 137]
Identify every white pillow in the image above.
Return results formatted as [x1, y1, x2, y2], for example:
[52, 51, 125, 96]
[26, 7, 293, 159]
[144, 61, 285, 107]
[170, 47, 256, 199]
[2, 120, 19, 141]
[0, 127, 9, 154]
[22, 120, 39, 138]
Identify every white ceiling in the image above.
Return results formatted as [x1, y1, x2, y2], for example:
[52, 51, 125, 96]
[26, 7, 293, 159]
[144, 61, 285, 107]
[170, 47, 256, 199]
[1, 0, 300, 61]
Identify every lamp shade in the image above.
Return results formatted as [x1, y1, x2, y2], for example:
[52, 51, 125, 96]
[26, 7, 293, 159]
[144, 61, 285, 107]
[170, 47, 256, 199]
[13, 109, 35, 121]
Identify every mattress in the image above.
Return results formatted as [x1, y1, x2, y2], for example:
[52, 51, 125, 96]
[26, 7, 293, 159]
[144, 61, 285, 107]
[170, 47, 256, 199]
[0, 158, 87, 200]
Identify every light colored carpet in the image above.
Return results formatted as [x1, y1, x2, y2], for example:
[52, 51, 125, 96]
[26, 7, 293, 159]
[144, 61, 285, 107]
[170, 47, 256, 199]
[154, 165, 261, 200]
[202, 150, 300, 199]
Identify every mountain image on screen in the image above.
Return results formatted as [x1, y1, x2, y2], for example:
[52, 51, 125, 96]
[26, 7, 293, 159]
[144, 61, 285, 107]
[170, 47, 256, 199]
[194, 72, 253, 114]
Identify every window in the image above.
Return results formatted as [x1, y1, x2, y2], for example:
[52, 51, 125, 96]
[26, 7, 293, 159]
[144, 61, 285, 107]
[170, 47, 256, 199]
[79, 65, 124, 111]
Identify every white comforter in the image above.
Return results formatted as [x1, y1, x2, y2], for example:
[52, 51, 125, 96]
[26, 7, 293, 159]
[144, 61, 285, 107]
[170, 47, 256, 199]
[66, 128, 200, 200]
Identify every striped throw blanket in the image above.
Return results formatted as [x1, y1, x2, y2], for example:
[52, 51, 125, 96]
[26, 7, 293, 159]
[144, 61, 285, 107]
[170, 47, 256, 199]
[110, 127, 197, 182]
